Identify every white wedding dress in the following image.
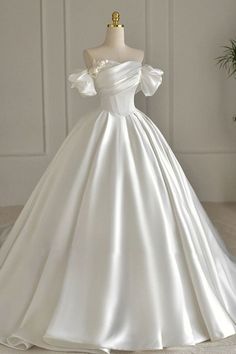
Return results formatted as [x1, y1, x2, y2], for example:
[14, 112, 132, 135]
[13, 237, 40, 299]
[0, 58, 236, 353]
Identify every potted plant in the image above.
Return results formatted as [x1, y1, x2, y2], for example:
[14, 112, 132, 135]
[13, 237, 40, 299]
[215, 39, 236, 78]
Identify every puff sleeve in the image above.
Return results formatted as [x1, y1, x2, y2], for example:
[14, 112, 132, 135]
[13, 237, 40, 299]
[139, 64, 164, 96]
[68, 69, 97, 97]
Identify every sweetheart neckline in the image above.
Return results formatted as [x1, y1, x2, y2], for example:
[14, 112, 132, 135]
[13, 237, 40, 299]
[88, 58, 143, 73]
[83, 59, 143, 80]
[92, 58, 143, 65]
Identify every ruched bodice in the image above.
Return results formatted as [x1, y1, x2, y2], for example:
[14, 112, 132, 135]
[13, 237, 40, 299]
[69, 59, 164, 115]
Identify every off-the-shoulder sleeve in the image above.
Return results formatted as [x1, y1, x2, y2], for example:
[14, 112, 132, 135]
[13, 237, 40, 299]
[138, 64, 164, 96]
[68, 69, 97, 97]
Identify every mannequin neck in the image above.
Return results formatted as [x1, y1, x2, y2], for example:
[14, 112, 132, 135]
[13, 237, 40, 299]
[102, 27, 126, 48]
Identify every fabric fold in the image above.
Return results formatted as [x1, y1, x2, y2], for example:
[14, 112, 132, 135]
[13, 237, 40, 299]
[68, 69, 97, 96]
[140, 64, 164, 96]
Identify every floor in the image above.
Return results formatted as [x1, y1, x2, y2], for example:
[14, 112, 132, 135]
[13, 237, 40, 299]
[0, 202, 236, 354]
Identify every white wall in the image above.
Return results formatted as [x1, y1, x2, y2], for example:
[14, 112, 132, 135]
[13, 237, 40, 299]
[0, 0, 236, 206]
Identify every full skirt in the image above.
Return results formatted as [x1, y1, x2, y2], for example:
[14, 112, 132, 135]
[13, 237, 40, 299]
[0, 107, 236, 352]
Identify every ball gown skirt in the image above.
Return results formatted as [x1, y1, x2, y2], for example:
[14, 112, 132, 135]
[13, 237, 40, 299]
[0, 58, 236, 353]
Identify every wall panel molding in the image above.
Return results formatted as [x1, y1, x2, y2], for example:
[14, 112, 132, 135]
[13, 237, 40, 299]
[144, 0, 151, 117]
[168, 0, 174, 148]
[63, 0, 69, 136]
[0, 0, 67, 205]
[168, 0, 236, 155]
[0, 0, 47, 158]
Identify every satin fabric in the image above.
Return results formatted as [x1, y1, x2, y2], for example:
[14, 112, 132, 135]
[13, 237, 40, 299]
[0, 59, 236, 353]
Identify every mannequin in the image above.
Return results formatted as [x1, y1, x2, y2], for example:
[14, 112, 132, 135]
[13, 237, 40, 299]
[83, 11, 144, 69]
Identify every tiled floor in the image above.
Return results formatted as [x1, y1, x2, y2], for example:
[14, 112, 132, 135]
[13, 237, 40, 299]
[0, 203, 236, 354]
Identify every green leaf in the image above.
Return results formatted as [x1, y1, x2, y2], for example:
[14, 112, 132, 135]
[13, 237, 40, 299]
[215, 39, 236, 78]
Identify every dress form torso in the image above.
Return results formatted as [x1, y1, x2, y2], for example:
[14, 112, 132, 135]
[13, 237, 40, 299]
[83, 27, 144, 69]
